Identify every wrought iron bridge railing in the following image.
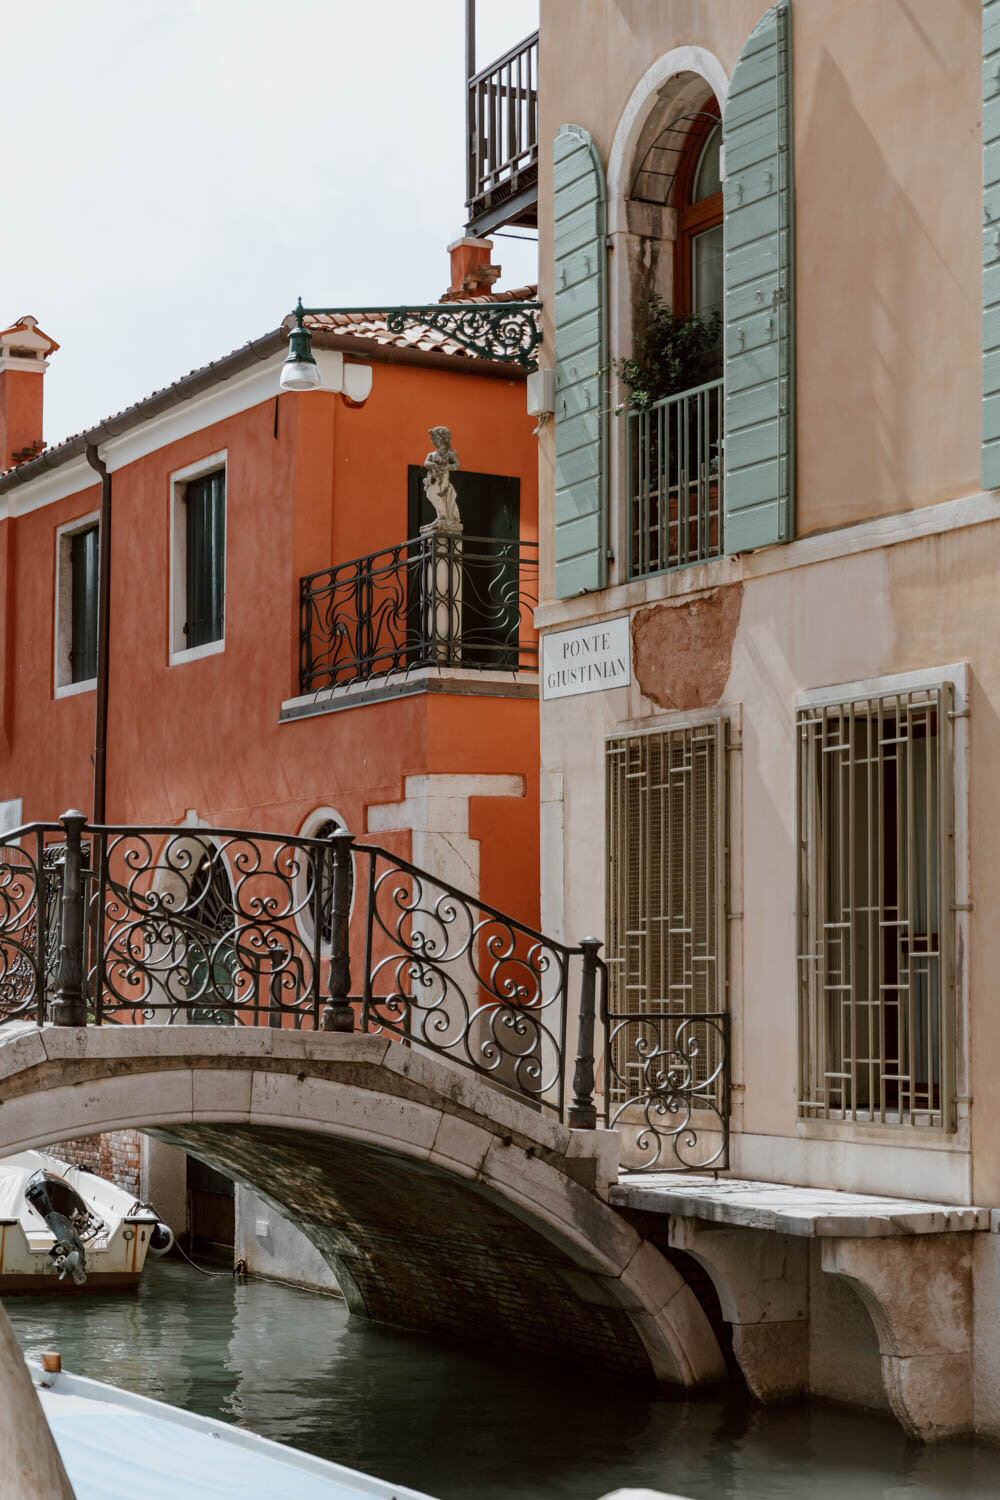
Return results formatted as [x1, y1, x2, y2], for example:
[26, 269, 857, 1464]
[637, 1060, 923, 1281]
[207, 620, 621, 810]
[467, 31, 539, 236]
[0, 813, 729, 1170]
[299, 533, 539, 695]
[627, 378, 724, 579]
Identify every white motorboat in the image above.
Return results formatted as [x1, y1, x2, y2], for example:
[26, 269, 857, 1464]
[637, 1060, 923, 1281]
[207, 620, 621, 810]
[28, 1355, 436, 1500]
[0, 1149, 172, 1293]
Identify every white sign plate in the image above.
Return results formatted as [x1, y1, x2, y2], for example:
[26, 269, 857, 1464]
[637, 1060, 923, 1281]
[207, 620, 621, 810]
[0, 799, 22, 837]
[542, 617, 631, 700]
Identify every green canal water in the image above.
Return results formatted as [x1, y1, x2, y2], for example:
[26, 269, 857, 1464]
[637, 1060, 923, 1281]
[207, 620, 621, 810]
[7, 1257, 1000, 1500]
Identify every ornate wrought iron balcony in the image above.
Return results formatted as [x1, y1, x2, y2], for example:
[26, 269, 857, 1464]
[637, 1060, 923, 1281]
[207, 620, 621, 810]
[466, 31, 539, 236]
[299, 533, 539, 695]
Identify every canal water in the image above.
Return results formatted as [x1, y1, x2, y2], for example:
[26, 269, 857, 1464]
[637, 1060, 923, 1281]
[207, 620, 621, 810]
[7, 1258, 1000, 1499]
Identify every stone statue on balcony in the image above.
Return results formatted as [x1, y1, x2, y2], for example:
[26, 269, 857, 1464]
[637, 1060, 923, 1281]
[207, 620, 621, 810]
[422, 426, 462, 531]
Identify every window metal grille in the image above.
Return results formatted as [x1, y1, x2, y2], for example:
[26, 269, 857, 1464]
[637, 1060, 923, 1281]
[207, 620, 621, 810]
[796, 685, 955, 1128]
[605, 722, 728, 1116]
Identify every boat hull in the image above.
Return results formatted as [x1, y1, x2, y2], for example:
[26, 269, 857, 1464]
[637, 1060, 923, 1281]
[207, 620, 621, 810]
[0, 1269, 142, 1294]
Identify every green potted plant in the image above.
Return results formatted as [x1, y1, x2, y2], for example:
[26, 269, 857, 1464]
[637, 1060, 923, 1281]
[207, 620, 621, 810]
[617, 293, 722, 411]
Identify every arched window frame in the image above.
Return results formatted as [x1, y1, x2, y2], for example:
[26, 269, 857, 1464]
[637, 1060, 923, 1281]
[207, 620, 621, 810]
[673, 103, 723, 320]
[293, 807, 352, 954]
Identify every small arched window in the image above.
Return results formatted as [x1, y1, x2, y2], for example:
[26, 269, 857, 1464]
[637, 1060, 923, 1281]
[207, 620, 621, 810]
[674, 107, 723, 326]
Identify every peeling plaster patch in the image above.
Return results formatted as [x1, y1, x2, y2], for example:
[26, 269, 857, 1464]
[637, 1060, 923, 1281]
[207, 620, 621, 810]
[632, 584, 743, 710]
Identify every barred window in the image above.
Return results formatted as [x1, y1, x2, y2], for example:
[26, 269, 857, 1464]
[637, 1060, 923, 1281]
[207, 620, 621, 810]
[605, 721, 728, 1106]
[797, 684, 955, 1128]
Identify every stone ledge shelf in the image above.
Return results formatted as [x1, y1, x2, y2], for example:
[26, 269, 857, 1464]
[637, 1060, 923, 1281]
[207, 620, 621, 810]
[610, 1173, 989, 1238]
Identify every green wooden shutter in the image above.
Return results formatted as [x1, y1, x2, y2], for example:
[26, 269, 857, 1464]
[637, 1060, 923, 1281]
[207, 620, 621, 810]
[185, 471, 226, 648]
[984, 0, 1000, 488]
[722, 0, 795, 552]
[70, 525, 99, 684]
[553, 124, 607, 596]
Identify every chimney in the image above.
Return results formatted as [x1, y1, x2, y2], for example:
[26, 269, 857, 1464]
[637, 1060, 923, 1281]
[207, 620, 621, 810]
[0, 316, 58, 470]
[442, 237, 501, 301]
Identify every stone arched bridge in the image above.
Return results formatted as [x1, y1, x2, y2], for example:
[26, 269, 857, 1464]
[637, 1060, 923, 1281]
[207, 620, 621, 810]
[0, 1021, 727, 1389]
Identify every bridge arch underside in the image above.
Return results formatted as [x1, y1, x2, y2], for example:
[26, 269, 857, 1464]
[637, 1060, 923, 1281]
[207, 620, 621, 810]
[0, 1027, 726, 1390]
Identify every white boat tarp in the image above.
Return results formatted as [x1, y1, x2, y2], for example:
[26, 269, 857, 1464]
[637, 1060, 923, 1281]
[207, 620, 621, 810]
[39, 1387, 434, 1500]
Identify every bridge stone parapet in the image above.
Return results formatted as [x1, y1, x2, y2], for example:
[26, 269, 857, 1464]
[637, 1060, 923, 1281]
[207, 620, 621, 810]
[0, 1023, 726, 1390]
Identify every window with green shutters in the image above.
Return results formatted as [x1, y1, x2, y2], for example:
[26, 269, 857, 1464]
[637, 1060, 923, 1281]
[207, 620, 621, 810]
[69, 525, 99, 684]
[184, 471, 225, 649]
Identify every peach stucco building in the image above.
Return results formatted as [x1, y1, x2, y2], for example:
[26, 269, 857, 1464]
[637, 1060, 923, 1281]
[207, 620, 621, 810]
[459, 0, 1000, 1443]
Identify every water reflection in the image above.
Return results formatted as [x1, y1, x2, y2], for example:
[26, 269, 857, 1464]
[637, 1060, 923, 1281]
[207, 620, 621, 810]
[6, 1259, 1000, 1499]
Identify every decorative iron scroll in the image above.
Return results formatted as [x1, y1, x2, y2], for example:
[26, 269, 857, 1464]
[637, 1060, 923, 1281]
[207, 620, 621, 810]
[604, 1011, 730, 1172]
[301, 302, 542, 371]
[87, 827, 332, 1027]
[358, 846, 569, 1112]
[299, 533, 538, 694]
[383, 304, 542, 369]
[0, 829, 51, 1023]
[0, 817, 586, 1121]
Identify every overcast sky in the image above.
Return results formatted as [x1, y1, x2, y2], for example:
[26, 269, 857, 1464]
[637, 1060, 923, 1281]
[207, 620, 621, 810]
[1, 0, 539, 447]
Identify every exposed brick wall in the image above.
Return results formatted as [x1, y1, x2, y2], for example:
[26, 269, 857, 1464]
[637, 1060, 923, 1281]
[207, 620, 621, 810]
[168, 1121, 654, 1377]
[49, 1129, 141, 1198]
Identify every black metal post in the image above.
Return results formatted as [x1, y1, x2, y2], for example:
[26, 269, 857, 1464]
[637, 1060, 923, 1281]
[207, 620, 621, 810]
[568, 937, 601, 1129]
[49, 809, 88, 1027]
[321, 828, 355, 1032]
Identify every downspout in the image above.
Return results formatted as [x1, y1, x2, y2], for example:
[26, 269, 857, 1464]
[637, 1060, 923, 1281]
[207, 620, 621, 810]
[86, 444, 111, 824]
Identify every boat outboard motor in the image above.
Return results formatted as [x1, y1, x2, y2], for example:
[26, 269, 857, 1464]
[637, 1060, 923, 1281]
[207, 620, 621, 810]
[24, 1171, 90, 1285]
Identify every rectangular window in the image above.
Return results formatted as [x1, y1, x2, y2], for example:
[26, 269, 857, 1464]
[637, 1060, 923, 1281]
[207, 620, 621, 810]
[797, 685, 955, 1129]
[605, 721, 728, 1106]
[69, 525, 99, 684]
[54, 513, 99, 695]
[184, 471, 225, 649]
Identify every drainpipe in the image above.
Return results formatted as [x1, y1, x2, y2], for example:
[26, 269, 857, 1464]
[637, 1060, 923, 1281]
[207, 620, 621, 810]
[86, 443, 111, 824]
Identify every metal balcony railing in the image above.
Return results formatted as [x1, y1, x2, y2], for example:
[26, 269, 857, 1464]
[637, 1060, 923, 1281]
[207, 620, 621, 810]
[299, 533, 539, 695]
[627, 378, 724, 579]
[466, 31, 539, 236]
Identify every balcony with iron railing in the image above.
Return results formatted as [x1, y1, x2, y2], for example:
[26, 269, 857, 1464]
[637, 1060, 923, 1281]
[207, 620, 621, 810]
[299, 532, 539, 696]
[466, 29, 539, 237]
[627, 378, 724, 579]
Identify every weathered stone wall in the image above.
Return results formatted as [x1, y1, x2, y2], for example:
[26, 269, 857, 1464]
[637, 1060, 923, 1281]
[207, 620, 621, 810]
[48, 1129, 141, 1197]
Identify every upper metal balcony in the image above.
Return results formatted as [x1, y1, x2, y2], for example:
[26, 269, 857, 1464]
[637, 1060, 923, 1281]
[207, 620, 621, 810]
[299, 532, 539, 695]
[466, 31, 539, 237]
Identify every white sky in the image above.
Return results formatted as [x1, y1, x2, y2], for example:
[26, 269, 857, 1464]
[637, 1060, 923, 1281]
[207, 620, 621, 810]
[1, 0, 540, 447]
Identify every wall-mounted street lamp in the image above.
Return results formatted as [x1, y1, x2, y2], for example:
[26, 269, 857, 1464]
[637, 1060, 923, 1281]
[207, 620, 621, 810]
[279, 299, 322, 391]
[279, 295, 543, 392]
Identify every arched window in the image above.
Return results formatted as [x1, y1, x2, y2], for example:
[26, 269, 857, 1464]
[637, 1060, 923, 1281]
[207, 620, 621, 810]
[674, 107, 723, 325]
[294, 809, 349, 953]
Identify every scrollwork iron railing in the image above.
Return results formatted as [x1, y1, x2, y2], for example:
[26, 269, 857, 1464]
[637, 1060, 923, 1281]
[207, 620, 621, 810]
[0, 815, 591, 1121]
[603, 1008, 730, 1172]
[299, 533, 539, 695]
[0, 814, 731, 1160]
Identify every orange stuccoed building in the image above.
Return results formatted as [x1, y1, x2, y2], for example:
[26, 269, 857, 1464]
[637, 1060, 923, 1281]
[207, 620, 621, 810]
[0, 244, 541, 1265]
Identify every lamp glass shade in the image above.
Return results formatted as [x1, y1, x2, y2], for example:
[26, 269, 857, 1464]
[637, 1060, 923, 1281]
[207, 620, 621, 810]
[280, 358, 323, 392]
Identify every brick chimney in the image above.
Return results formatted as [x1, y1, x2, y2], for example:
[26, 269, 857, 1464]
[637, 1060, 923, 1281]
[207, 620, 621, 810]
[0, 316, 58, 470]
[441, 237, 501, 301]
